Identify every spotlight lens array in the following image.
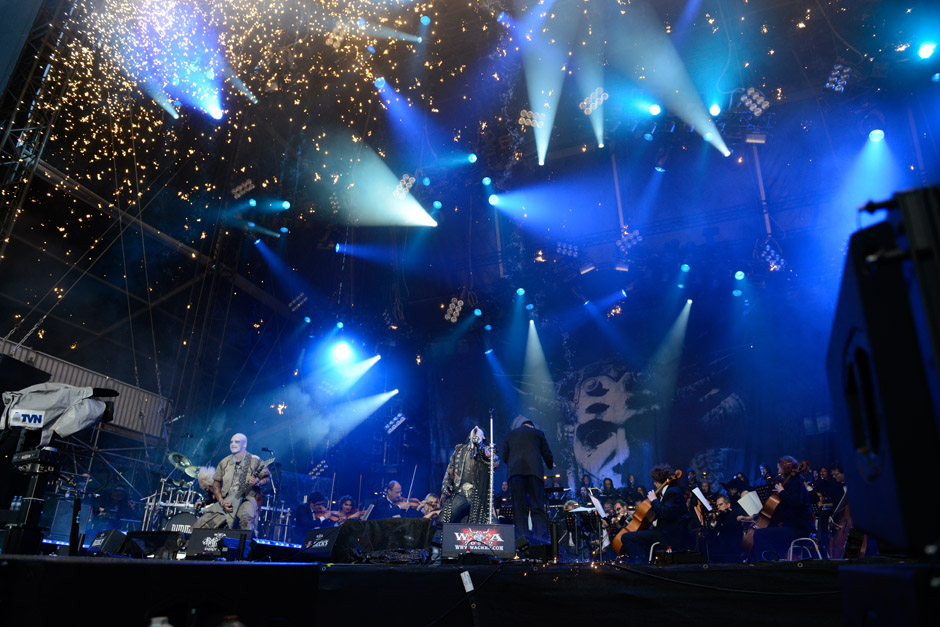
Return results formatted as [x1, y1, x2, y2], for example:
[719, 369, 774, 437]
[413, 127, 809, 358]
[740, 87, 771, 116]
[579, 87, 609, 116]
[445, 297, 465, 323]
[824, 64, 852, 93]
[556, 242, 579, 258]
[518, 109, 546, 128]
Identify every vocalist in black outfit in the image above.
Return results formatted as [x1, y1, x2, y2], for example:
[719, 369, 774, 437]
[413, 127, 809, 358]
[503, 418, 554, 543]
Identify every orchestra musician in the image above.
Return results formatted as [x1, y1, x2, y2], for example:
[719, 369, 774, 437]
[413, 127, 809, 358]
[706, 495, 743, 562]
[292, 491, 335, 543]
[419, 493, 441, 520]
[618, 464, 689, 563]
[440, 426, 496, 525]
[747, 456, 814, 561]
[193, 433, 270, 531]
[371, 481, 407, 520]
[335, 495, 363, 523]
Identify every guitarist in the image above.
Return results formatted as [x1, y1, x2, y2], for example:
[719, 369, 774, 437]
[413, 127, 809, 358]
[619, 464, 689, 563]
[193, 433, 270, 531]
[747, 456, 813, 560]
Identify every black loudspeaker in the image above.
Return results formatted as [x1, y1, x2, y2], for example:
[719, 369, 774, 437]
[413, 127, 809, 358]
[302, 526, 343, 561]
[41, 497, 91, 543]
[185, 528, 252, 560]
[120, 531, 183, 559]
[827, 187, 940, 553]
[86, 529, 126, 556]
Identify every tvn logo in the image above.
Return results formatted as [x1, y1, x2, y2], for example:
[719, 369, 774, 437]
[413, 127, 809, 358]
[10, 408, 45, 429]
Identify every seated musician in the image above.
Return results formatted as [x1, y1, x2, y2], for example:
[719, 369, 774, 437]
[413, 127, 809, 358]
[335, 495, 362, 523]
[496, 480, 512, 508]
[419, 493, 441, 520]
[599, 477, 620, 503]
[371, 480, 406, 520]
[699, 481, 717, 505]
[706, 495, 743, 562]
[747, 456, 814, 561]
[619, 465, 689, 563]
[292, 491, 335, 543]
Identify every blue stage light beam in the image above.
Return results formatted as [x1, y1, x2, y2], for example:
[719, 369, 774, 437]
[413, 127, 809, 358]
[254, 239, 316, 300]
[519, 1, 578, 165]
[323, 389, 399, 443]
[333, 242, 398, 265]
[484, 349, 520, 415]
[332, 355, 382, 394]
[330, 341, 354, 364]
[316, 133, 437, 227]
[522, 320, 561, 425]
[574, 0, 607, 148]
[607, 2, 730, 156]
[646, 298, 692, 416]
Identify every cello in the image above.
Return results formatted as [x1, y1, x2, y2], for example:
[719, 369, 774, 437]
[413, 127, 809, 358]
[611, 469, 682, 554]
[741, 460, 809, 553]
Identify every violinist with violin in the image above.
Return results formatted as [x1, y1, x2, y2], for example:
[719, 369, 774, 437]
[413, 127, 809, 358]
[372, 480, 409, 520]
[292, 491, 336, 543]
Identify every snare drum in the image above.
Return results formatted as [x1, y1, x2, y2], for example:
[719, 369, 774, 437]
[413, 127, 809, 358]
[163, 512, 197, 535]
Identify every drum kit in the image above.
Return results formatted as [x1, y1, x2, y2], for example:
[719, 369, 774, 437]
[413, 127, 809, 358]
[141, 451, 202, 535]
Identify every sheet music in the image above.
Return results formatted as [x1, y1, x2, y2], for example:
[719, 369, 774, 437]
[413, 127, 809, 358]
[691, 487, 713, 511]
[588, 494, 607, 518]
[738, 490, 762, 516]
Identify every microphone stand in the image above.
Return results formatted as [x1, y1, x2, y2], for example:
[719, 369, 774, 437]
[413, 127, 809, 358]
[488, 409, 495, 525]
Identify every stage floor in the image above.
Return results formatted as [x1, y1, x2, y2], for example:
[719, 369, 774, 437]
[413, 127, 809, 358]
[0, 554, 862, 626]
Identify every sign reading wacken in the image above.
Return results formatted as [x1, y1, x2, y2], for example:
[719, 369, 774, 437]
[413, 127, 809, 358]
[441, 524, 515, 557]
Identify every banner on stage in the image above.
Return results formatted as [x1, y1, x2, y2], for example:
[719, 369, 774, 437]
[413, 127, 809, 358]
[441, 523, 514, 558]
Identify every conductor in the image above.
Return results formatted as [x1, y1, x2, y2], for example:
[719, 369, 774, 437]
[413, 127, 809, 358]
[503, 417, 554, 543]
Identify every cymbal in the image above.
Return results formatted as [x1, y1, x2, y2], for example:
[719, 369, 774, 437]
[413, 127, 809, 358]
[184, 466, 199, 478]
[168, 452, 193, 471]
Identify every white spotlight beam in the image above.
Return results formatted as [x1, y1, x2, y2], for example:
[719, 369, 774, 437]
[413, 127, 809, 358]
[332, 355, 382, 393]
[325, 389, 399, 442]
[608, 2, 730, 157]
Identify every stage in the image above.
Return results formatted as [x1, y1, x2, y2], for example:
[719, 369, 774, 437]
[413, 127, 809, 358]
[0, 553, 890, 626]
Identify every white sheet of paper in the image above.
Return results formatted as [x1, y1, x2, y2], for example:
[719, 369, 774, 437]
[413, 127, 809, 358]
[692, 487, 713, 511]
[588, 494, 607, 518]
[738, 490, 762, 516]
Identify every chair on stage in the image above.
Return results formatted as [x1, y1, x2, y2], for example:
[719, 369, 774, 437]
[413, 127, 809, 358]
[787, 536, 822, 561]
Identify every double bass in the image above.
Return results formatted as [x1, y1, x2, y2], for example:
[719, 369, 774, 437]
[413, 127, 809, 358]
[611, 469, 682, 555]
[741, 460, 809, 553]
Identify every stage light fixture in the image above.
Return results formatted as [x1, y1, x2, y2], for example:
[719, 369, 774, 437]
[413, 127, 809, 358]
[643, 125, 656, 141]
[579, 88, 609, 116]
[336, 322, 344, 329]
[335, 243, 342, 253]
[374, 76, 386, 89]
[933, 73, 940, 82]
[919, 42, 936, 59]
[468, 153, 478, 163]
[367, 45, 375, 54]
[734, 270, 745, 280]
[556, 242, 579, 258]
[420, 15, 431, 26]
[615, 263, 630, 272]
[281, 201, 291, 209]
[678, 283, 685, 289]
[474, 308, 482, 317]
[331, 341, 353, 363]
[621, 289, 627, 297]
[484, 324, 492, 331]
[732, 289, 743, 297]
[759, 239, 787, 271]
[649, 104, 662, 115]
[279, 227, 289, 233]
[525, 303, 534, 311]
[303, 316, 311, 324]
[516, 288, 525, 296]
[680, 264, 690, 272]
[444, 297, 464, 323]
[579, 264, 596, 275]
[824, 64, 852, 93]
[393, 174, 417, 199]
[232, 179, 255, 199]
[687, 299, 693, 304]
[253, 238, 261, 245]
[482, 177, 492, 186]
[248, 199, 257, 207]
[488, 194, 499, 206]
[868, 129, 884, 142]
[740, 87, 771, 116]
[422, 177, 431, 186]
[497, 12, 509, 24]
[247, 221, 256, 228]
[518, 109, 546, 129]
[654, 165, 665, 173]
[484, 348, 494, 355]
[616, 228, 643, 254]
[385, 412, 407, 434]
[709, 104, 721, 116]
[432, 201, 442, 210]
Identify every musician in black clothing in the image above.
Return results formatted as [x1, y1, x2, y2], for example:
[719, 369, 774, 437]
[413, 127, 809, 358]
[748, 456, 814, 561]
[292, 491, 335, 543]
[503, 418, 554, 543]
[620, 464, 689, 563]
[706, 495, 743, 562]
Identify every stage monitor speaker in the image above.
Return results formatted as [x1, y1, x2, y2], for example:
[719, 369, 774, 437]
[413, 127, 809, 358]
[86, 529, 126, 556]
[185, 528, 252, 560]
[827, 186, 940, 553]
[120, 530, 183, 559]
[301, 526, 343, 561]
[441, 523, 515, 559]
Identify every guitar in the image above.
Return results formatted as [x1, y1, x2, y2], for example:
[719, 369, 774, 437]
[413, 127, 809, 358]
[611, 469, 682, 554]
[741, 460, 810, 553]
[220, 456, 275, 529]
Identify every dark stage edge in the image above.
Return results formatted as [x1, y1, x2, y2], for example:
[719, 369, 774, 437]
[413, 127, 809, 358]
[0, 555, 890, 627]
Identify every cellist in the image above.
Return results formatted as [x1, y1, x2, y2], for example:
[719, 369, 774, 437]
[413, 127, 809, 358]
[619, 464, 689, 563]
[747, 456, 814, 561]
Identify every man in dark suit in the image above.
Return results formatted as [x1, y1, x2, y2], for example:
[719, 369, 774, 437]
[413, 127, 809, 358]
[620, 464, 688, 563]
[503, 418, 554, 543]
